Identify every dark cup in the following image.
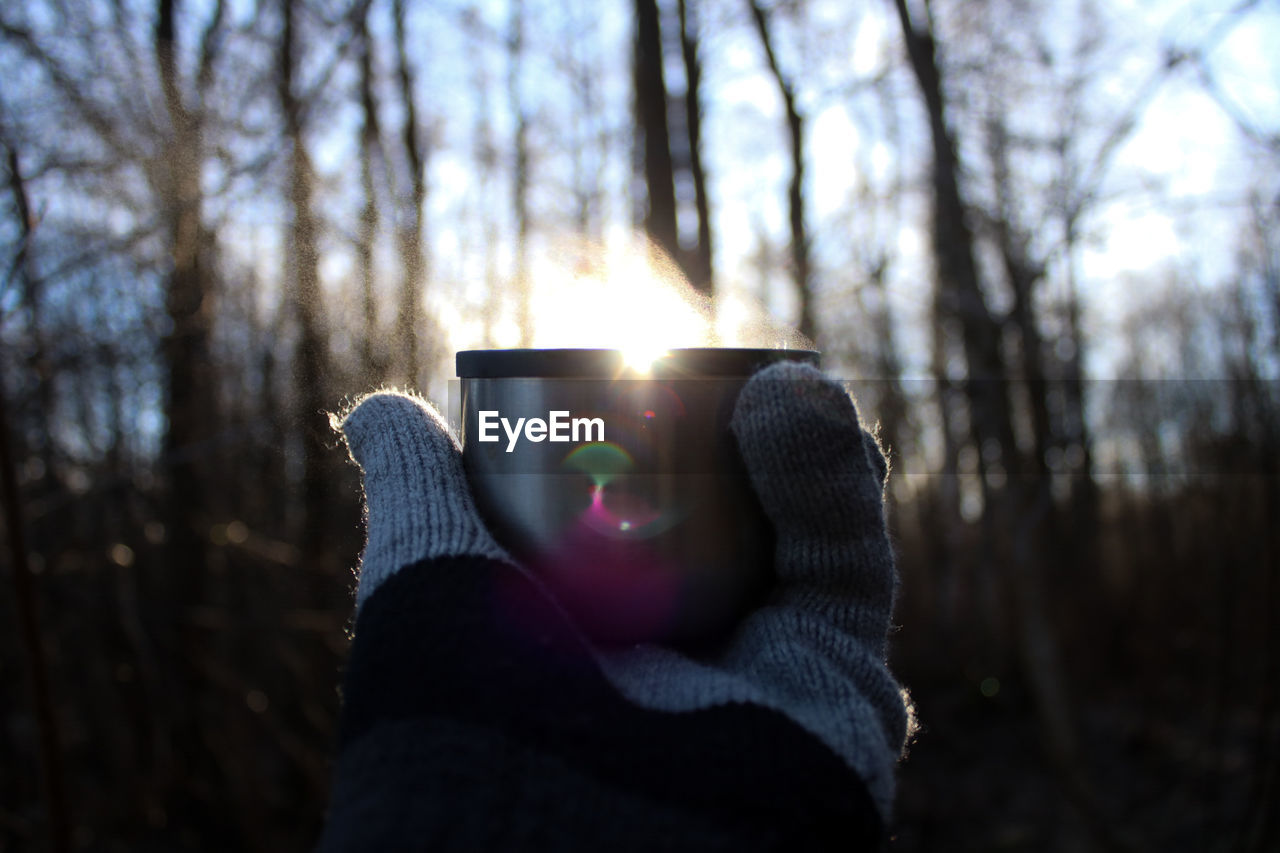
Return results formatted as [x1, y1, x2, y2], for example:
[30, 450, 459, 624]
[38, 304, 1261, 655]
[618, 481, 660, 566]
[456, 347, 819, 646]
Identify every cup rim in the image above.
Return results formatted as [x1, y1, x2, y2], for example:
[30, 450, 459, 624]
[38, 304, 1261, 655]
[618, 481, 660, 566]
[455, 347, 819, 378]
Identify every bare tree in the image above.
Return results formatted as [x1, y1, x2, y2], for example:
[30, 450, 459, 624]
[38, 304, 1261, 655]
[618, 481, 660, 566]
[677, 0, 712, 296]
[392, 0, 429, 386]
[278, 0, 332, 561]
[892, 0, 1091, 823]
[746, 0, 814, 342]
[0, 136, 55, 479]
[0, 140, 70, 853]
[155, 0, 226, 579]
[356, 2, 387, 382]
[508, 0, 533, 343]
[633, 0, 679, 267]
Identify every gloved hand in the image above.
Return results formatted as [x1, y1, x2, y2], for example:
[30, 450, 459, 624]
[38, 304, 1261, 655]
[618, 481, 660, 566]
[324, 362, 910, 850]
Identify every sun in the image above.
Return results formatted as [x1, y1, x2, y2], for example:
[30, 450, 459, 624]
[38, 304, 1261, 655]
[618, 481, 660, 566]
[526, 234, 710, 360]
[622, 345, 669, 374]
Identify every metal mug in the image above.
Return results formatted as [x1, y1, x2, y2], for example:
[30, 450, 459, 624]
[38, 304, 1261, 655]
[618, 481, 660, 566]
[456, 347, 819, 646]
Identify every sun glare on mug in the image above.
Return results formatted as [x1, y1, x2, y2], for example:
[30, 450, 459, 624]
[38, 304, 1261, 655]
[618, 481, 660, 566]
[622, 344, 669, 374]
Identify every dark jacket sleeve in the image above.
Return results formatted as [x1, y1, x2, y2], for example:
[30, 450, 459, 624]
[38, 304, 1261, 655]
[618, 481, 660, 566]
[317, 555, 884, 852]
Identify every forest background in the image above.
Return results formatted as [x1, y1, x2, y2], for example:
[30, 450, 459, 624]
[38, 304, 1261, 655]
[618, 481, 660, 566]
[1, 0, 1278, 850]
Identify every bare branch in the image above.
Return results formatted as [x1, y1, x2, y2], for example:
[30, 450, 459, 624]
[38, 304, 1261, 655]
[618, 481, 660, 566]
[0, 19, 133, 159]
[196, 0, 228, 97]
[0, 147, 71, 849]
[1070, 0, 1271, 224]
[1192, 54, 1280, 155]
[747, 0, 814, 341]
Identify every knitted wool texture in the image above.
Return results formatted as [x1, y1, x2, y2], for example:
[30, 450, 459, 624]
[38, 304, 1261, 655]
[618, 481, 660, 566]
[338, 362, 909, 820]
[341, 391, 510, 605]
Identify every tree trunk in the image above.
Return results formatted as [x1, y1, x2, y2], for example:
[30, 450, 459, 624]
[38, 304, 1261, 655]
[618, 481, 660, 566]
[864, 255, 907, 462]
[892, 0, 1087, 800]
[155, 0, 239, 839]
[280, 0, 331, 564]
[928, 319, 967, 634]
[357, 7, 384, 382]
[633, 0, 679, 267]
[2, 142, 56, 482]
[0, 157, 71, 853]
[157, 0, 214, 578]
[1061, 219, 1099, 563]
[747, 0, 813, 343]
[985, 115, 1053, 482]
[677, 0, 712, 296]
[508, 0, 532, 344]
[393, 0, 428, 387]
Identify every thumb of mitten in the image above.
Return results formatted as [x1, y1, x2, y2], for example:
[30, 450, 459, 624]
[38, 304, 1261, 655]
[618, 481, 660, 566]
[338, 391, 508, 606]
[729, 361, 896, 655]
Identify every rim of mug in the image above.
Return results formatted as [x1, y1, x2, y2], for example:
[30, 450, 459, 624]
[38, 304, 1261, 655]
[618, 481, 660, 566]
[455, 347, 819, 379]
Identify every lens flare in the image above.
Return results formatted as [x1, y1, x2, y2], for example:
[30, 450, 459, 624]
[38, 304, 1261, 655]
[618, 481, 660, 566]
[561, 441, 634, 488]
[623, 346, 669, 375]
[560, 442, 683, 539]
[586, 484, 663, 532]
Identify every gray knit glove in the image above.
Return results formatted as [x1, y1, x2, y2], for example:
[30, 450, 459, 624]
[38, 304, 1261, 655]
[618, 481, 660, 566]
[337, 362, 910, 820]
[338, 391, 512, 607]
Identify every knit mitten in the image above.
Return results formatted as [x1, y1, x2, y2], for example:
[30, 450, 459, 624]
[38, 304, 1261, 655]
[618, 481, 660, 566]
[336, 363, 909, 821]
[338, 390, 511, 608]
[595, 361, 908, 818]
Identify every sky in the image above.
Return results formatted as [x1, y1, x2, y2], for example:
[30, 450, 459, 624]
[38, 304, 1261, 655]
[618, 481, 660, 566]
[1, 0, 1276, 478]
[404, 0, 1280, 386]
[7, 0, 1276, 388]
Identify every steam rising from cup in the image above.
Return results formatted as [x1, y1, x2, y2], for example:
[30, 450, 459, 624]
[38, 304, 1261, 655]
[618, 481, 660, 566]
[514, 234, 811, 361]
